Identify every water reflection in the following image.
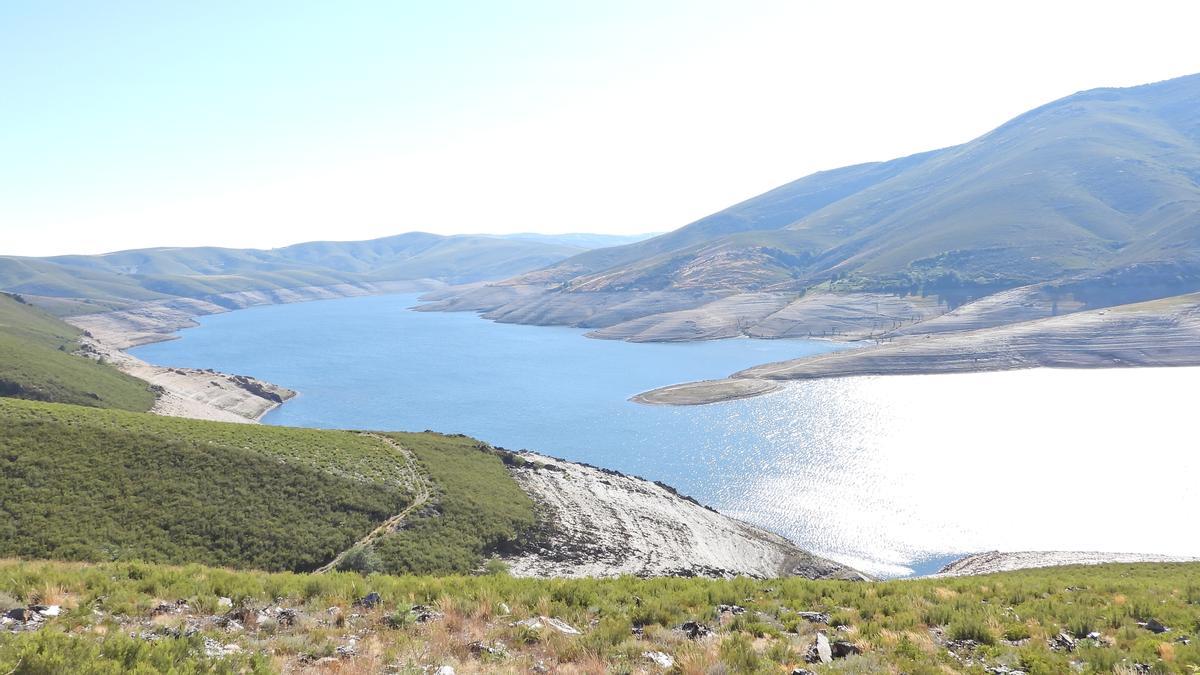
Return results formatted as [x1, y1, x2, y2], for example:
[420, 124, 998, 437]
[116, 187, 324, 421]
[131, 294, 1200, 578]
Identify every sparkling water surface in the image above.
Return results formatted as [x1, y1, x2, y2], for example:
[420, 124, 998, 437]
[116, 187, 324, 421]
[132, 293, 1200, 577]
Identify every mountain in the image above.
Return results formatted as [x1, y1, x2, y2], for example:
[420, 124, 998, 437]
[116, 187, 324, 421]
[423, 73, 1200, 335]
[0, 232, 588, 315]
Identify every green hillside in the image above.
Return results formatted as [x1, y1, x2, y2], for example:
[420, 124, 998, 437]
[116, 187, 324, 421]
[0, 293, 154, 410]
[498, 73, 1200, 306]
[0, 232, 585, 315]
[0, 398, 535, 576]
[1, 558, 1196, 673]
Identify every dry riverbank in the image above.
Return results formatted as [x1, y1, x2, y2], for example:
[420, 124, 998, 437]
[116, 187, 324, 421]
[633, 291, 1200, 405]
[66, 280, 441, 422]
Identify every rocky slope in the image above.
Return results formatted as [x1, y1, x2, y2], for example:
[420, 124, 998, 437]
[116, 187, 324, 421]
[634, 290, 1200, 405]
[421, 74, 1200, 342]
[502, 453, 866, 580]
[933, 551, 1200, 577]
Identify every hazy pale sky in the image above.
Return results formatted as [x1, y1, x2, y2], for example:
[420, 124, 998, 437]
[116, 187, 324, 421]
[2, 0, 1198, 256]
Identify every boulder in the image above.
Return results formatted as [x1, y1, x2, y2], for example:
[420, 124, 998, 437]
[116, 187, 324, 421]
[805, 632, 833, 663]
[678, 620, 712, 640]
[797, 611, 830, 624]
[831, 640, 862, 658]
[1140, 618, 1169, 634]
[643, 651, 674, 668]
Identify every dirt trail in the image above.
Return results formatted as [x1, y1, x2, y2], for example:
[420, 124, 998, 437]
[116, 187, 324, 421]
[315, 433, 433, 573]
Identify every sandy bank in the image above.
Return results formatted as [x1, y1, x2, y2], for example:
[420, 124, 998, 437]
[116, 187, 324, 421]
[931, 551, 1200, 577]
[66, 280, 441, 423]
[631, 378, 780, 405]
[502, 453, 867, 580]
[633, 291, 1200, 405]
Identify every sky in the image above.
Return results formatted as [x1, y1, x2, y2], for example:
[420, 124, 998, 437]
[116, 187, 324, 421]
[2, 0, 1198, 257]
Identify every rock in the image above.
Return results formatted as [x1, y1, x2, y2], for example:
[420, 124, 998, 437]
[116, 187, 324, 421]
[797, 611, 830, 624]
[831, 640, 862, 658]
[1086, 631, 1102, 640]
[31, 605, 61, 617]
[217, 597, 233, 609]
[336, 639, 357, 658]
[498, 602, 511, 616]
[716, 604, 746, 615]
[359, 592, 382, 609]
[412, 604, 443, 623]
[1050, 632, 1076, 652]
[791, 670, 814, 675]
[512, 616, 581, 636]
[468, 641, 508, 658]
[202, 638, 242, 658]
[805, 632, 833, 663]
[4, 608, 30, 622]
[643, 651, 674, 668]
[1140, 618, 1169, 633]
[433, 667, 456, 675]
[1175, 635, 1191, 645]
[678, 621, 712, 640]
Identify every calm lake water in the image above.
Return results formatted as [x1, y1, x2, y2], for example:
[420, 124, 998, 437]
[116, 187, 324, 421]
[132, 293, 1200, 577]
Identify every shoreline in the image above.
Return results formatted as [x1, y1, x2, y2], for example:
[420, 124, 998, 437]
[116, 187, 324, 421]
[632, 291, 1200, 405]
[65, 281, 443, 423]
[65, 286, 1200, 579]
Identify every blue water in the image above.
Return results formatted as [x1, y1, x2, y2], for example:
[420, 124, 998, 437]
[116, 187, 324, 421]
[132, 293, 1200, 577]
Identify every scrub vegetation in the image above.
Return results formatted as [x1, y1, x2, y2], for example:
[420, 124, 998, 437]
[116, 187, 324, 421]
[0, 292, 154, 411]
[1, 559, 1196, 673]
[0, 398, 536, 577]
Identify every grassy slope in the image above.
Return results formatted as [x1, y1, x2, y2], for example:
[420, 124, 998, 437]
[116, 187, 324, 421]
[351, 432, 536, 575]
[0, 559, 1196, 673]
[0, 399, 536, 577]
[503, 73, 1200, 301]
[0, 293, 154, 411]
[0, 233, 583, 315]
[0, 399, 414, 571]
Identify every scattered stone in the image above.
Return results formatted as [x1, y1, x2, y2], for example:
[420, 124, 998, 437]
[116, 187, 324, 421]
[411, 605, 443, 623]
[202, 638, 242, 658]
[831, 640, 862, 658]
[336, 639, 357, 658]
[468, 641, 508, 658]
[1050, 632, 1076, 652]
[987, 667, 1028, 675]
[1175, 635, 1191, 645]
[643, 651, 674, 668]
[31, 605, 61, 617]
[217, 597, 233, 609]
[512, 616, 581, 635]
[4, 608, 30, 622]
[276, 608, 298, 627]
[1086, 631, 1102, 640]
[498, 602, 511, 616]
[805, 632, 833, 663]
[1139, 618, 1170, 633]
[716, 604, 746, 615]
[433, 667, 456, 675]
[796, 611, 830, 624]
[678, 621, 712, 640]
[359, 592, 382, 609]
[791, 669, 814, 675]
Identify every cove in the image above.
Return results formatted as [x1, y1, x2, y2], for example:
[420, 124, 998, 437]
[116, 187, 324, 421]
[131, 293, 1200, 577]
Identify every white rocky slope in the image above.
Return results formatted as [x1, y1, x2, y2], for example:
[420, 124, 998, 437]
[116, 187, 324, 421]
[933, 551, 1200, 577]
[501, 453, 866, 580]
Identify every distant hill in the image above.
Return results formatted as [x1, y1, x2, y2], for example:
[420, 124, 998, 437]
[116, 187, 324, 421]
[0, 292, 154, 410]
[442, 73, 1200, 322]
[0, 232, 588, 315]
[495, 232, 661, 249]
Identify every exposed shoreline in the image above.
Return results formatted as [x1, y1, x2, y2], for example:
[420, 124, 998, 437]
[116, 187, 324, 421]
[66, 284, 1200, 580]
[632, 291, 1200, 405]
[66, 280, 442, 423]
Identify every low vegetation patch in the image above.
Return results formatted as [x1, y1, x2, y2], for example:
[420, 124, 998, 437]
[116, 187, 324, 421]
[0, 399, 414, 571]
[0, 559, 1197, 673]
[0, 293, 154, 411]
[365, 432, 536, 575]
